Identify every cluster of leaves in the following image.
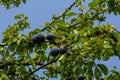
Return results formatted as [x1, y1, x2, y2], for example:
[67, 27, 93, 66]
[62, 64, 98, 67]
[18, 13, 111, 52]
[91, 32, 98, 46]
[0, 0, 26, 9]
[0, 0, 120, 80]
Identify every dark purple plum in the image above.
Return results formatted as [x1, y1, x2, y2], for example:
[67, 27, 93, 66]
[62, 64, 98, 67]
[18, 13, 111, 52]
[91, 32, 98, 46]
[58, 47, 66, 54]
[78, 75, 86, 80]
[50, 48, 60, 56]
[32, 35, 37, 43]
[46, 33, 56, 41]
[32, 33, 45, 43]
[50, 47, 67, 56]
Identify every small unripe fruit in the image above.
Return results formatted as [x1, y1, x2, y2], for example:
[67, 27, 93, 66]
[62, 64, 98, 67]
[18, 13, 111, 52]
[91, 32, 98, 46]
[46, 33, 56, 41]
[32, 33, 45, 43]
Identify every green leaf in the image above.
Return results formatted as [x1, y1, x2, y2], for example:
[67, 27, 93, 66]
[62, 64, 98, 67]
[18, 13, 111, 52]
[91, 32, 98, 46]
[79, 5, 85, 11]
[43, 22, 51, 27]
[94, 67, 102, 79]
[54, 20, 69, 27]
[14, 14, 25, 19]
[66, 10, 77, 18]
[97, 64, 108, 75]
[22, 0, 26, 3]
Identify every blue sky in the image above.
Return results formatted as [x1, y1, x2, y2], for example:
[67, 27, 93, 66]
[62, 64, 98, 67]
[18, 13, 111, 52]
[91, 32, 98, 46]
[0, 0, 75, 34]
[0, 0, 120, 78]
[0, 0, 120, 38]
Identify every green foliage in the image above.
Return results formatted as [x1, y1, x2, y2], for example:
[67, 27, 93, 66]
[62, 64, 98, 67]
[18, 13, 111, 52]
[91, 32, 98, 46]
[0, 0, 120, 80]
[0, 0, 26, 9]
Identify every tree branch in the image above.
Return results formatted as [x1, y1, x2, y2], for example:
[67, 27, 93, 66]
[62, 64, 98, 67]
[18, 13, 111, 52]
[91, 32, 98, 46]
[25, 58, 59, 77]
[0, 40, 32, 47]
[0, 61, 44, 69]
[0, 0, 78, 47]
[41, 0, 79, 31]
[0, 62, 12, 69]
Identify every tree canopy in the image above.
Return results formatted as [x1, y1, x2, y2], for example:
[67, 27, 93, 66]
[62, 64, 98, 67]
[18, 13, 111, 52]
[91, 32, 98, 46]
[0, 0, 120, 80]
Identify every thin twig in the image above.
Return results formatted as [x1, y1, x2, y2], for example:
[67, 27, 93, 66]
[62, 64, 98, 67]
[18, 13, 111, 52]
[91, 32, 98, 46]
[25, 58, 59, 77]
[41, 0, 79, 31]
[0, 61, 44, 69]
[0, 0, 78, 46]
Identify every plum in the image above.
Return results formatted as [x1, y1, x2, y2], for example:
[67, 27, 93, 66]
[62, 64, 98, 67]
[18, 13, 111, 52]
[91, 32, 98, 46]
[32, 33, 45, 43]
[58, 47, 66, 54]
[50, 47, 67, 56]
[78, 75, 86, 80]
[50, 48, 59, 56]
[46, 33, 56, 41]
